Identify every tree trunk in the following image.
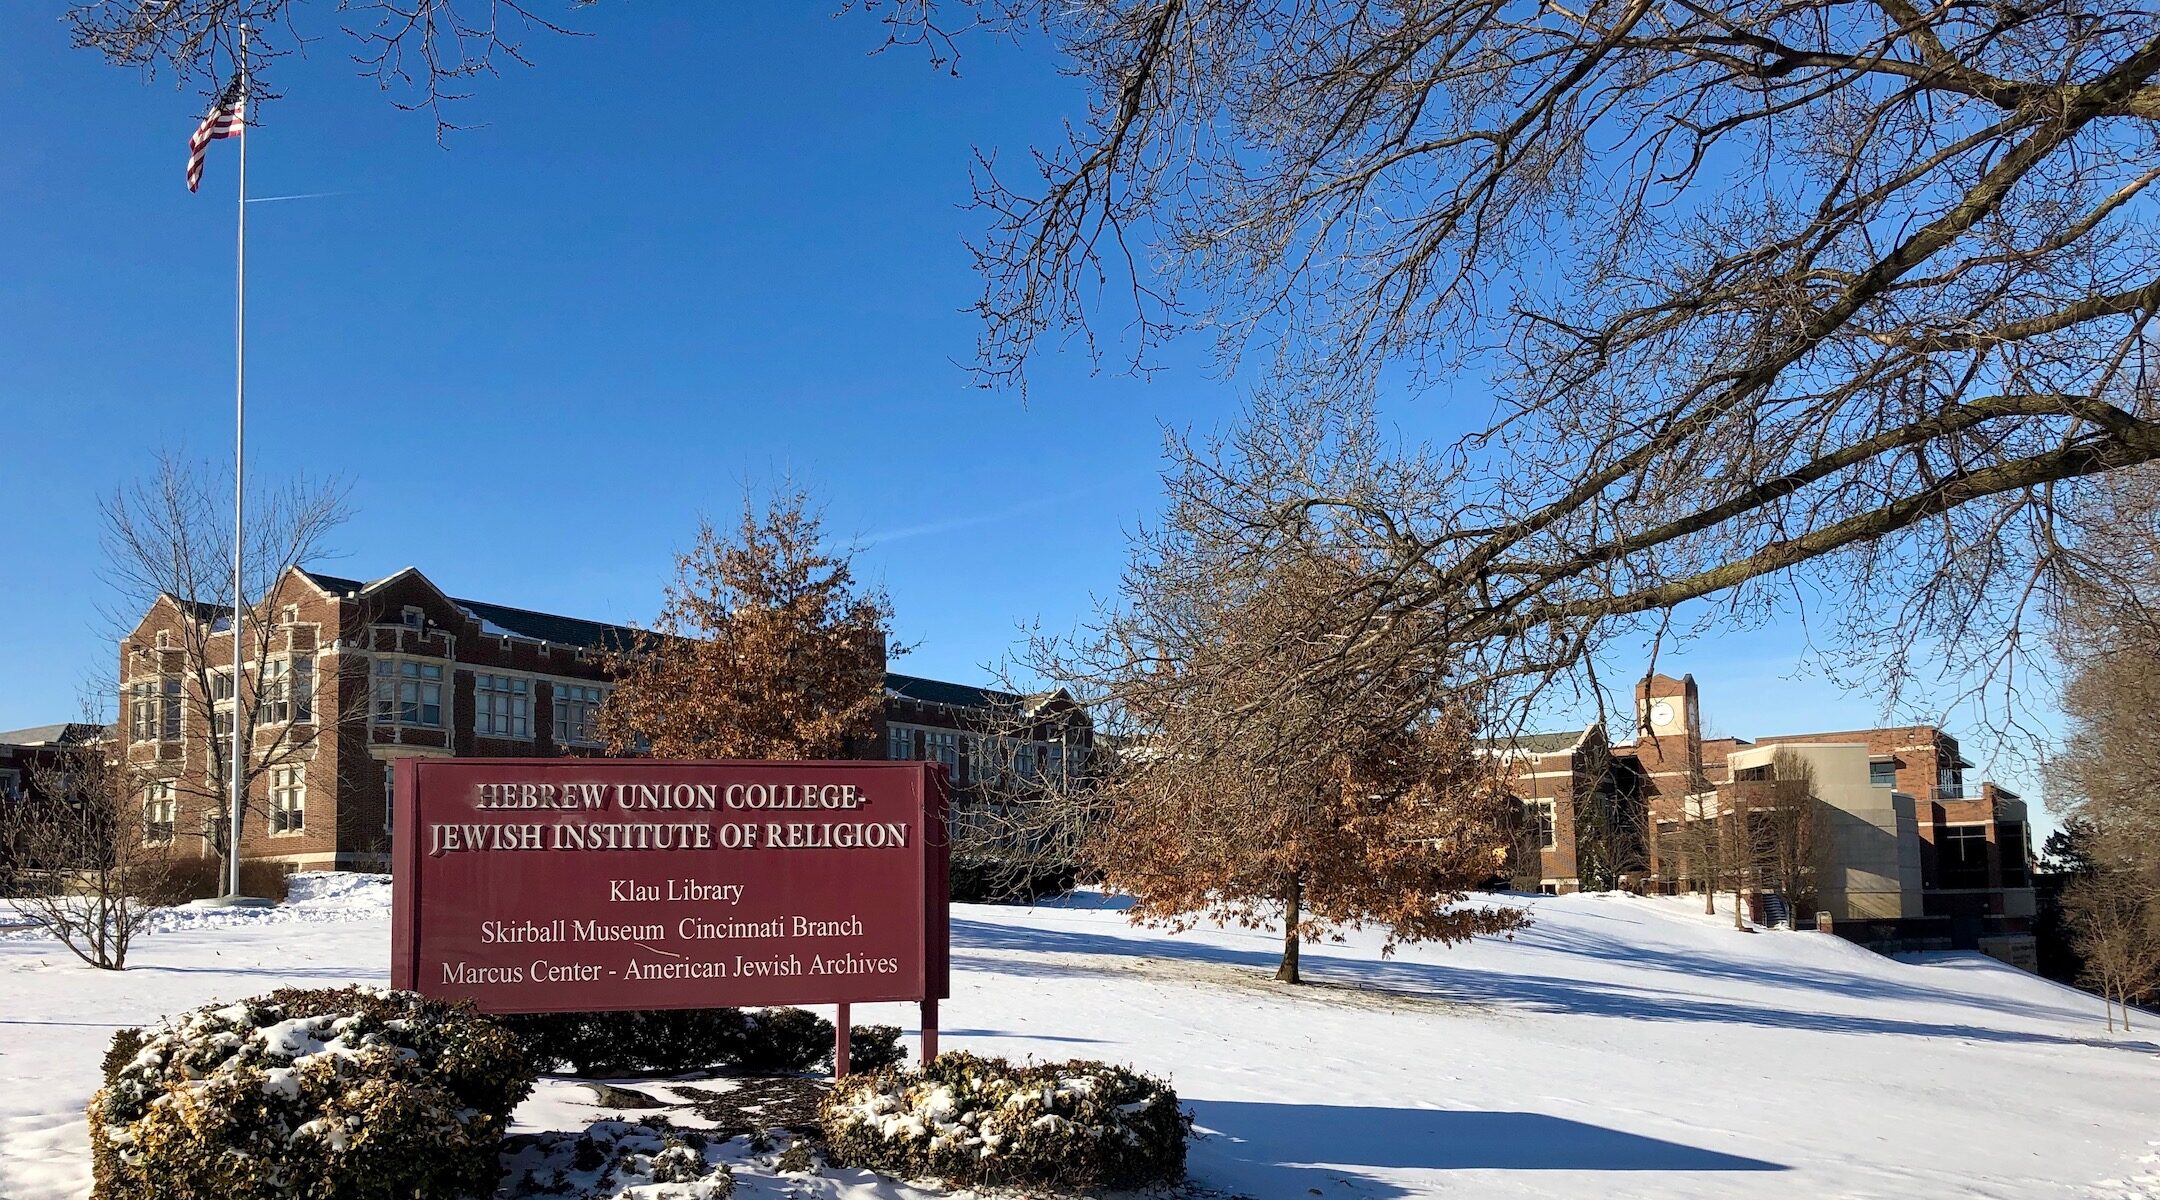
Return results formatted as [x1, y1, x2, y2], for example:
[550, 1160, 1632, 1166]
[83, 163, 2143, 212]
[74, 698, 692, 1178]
[1275, 876, 1302, 984]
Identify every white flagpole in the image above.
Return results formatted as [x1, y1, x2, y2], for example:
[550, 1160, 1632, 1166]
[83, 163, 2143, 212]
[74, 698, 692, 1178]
[227, 24, 250, 900]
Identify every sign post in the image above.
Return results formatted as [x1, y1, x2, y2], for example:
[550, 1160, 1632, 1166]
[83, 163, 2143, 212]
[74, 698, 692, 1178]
[391, 759, 950, 1070]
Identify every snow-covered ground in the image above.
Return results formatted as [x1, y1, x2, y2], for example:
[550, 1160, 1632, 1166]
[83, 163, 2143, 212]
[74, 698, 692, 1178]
[4, 876, 2156, 1199]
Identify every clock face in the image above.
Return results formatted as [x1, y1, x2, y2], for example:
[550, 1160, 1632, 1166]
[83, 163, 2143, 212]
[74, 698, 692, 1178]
[1649, 701, 1676, 729]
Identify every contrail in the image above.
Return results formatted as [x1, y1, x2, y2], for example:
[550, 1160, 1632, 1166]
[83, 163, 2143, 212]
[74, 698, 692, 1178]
[245, 191, 347, 204]
[844, 479, 1131, 551]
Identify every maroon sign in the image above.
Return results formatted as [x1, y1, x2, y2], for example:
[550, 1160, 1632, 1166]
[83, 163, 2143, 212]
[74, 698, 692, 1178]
[391, 759, 950, 1024]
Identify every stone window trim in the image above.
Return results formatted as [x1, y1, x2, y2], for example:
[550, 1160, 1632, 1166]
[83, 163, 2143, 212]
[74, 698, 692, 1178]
[1523, 798, 1558, 850]
[371, 656, 448, 730]
[269, 765, 306, 836]
[550, 680, 609, 747]
[128, 676, 184, 744]
[143, 781, 178, 844]
[473, 672, 533, 739]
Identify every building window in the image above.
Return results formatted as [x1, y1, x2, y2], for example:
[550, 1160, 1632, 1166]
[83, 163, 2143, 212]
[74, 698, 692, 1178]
[383, 760, 396, 834]
[1524, 799, 1557, 850]
[1998, 822, 2030, 887]
[925, 730, 959, 778]
[130, 678, 182, 743]
[374, 659, 444, 727]
[887, 725, 919, 761]
[1869, 760, 1897, 788]
[258, 656, 314, 725]
[401, 606, 426, 629]
[269, 766, 305, 834]
[144, 782, 176, 843]
[553, 684, 606, 746]
[1940, 824, 1990, 888]
[474, 674, 531, 738]
[0, 769, 21, 804]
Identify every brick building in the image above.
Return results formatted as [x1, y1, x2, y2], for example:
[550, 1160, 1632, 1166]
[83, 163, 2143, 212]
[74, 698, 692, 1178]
[0, 723, 110, 878]
[117, 565, 1089, 877]
[1497, 673, 2039, 967]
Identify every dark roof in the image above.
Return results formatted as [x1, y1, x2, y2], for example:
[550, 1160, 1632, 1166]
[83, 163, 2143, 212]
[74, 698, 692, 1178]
[884, 672, 1023, 710]
[1479, 729, 1590, 755]
[455, 597, 643, 652]
[0, 723, 107, 747]
[297, 570, 368, 595]
[305, 568, 1027, 711]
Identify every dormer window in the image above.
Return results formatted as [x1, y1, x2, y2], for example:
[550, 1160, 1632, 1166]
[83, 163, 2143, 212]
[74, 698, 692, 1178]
[401, 606, 425, 629]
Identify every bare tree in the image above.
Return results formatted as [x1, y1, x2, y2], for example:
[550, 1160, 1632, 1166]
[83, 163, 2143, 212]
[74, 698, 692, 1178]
[2063, 865, 2160, 1032]
[103, 454, 353, 894]
[1752, 750, 1828, 922]
[66, 0, 593, 135]
[2048, 470, 2160, 853]
[4, 714, 173, 970]
[919, 0, 2160, 731]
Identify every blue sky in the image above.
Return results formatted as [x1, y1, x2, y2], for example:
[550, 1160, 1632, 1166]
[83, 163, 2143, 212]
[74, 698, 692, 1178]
[0, 7, 2055, 818]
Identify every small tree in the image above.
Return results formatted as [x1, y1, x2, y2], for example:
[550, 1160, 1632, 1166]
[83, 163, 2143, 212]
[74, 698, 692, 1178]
[2064, 866, 2160, 1033]
[1037, 405, 1524, 982]
[601, 489, 894, 760]
[1749, 751, 1828, 923]
[6, 717, 173, 970]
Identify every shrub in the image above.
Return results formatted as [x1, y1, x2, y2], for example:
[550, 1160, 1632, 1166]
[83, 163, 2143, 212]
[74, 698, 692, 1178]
[821, 1052, 1189, 1191]
[506, 1006, 839, 1076]
[139, 859, 294, 907]
[507, 1008, 746, 1075]
[89, 986, 534, 1200]
[732, 1007, 830, 1073]
[847, 1024, 906, 1073]
[500, 1119, 734, 1199]
[99, 1028, 145, 1089]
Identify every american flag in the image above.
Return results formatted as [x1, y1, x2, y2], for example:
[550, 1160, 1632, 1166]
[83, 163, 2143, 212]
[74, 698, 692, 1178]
[186, 76, 247, 193]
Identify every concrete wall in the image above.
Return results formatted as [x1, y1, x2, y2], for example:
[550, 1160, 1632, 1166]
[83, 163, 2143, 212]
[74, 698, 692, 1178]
[1727, 741, 1923, 921]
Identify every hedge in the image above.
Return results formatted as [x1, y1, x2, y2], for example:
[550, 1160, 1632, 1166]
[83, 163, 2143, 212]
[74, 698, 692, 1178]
[820, 1052, 1189, 1191]
[508, 1007, 901, 1076]
[89, 986, 534, 1200]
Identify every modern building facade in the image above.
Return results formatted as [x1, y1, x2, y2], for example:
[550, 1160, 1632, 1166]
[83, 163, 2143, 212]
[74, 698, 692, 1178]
[1497, 673, 2039, 968]
[117, 565, 1088, 878]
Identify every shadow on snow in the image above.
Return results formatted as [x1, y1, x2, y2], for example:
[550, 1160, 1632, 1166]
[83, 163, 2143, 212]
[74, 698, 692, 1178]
[1188, 1101, 1784, 1196]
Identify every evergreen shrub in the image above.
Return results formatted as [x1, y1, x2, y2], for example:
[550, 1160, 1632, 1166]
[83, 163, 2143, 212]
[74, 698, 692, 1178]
[507, 1006, 841, 1075]
[820, 1051, 1189, 1191]
[847, 1023, 906, 1073]
[88, 985, 534, 1200]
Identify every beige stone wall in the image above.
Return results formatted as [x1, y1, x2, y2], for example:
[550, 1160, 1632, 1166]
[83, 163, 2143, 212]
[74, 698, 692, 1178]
[1727, 741, 1923, 921]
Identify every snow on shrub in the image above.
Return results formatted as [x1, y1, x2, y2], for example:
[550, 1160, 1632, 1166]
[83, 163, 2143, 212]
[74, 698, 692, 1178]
[820, 1051, 1189, 1191]
[499, 1118, 735, 1199]
[88, 985, 534, 1200]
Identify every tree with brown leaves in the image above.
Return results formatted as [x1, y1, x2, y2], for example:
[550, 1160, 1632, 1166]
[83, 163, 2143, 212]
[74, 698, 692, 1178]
[599, 490, 894, 761]
[1036, 403, 1524, 983]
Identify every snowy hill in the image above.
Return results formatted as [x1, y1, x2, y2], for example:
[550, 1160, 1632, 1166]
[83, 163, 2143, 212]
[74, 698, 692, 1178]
[4, 878, 2156, 1199]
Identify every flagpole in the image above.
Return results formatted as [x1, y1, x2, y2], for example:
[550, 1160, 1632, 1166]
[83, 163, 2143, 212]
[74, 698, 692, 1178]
[227, 23, 250, 901]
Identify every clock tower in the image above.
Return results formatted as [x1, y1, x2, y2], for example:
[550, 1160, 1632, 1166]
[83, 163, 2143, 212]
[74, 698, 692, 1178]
[1632, 672, 1703, 828]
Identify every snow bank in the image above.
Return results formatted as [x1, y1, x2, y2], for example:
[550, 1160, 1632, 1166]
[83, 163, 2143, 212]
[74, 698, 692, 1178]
[6, 883, 2159, 1200]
